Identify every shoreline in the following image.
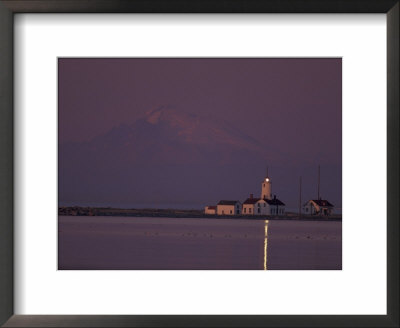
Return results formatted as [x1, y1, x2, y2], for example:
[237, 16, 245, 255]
[58, 206, 342, 222]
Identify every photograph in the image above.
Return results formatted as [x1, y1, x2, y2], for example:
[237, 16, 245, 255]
[58, 58, 342, 270]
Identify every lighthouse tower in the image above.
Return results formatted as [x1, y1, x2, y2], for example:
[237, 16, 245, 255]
[261, 170, 272, 200]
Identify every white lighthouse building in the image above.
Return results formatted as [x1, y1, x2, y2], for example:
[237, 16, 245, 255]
[241, 171, 285, 216]
[261, 172, 272, 200]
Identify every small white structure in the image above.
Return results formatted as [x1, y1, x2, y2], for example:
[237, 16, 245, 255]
[204, 205, 217, 215]
[242, 194, 270, 215]
[303, 199, 333, 216]
[242, 194, 259, 215]
[217, 200, 241, 215]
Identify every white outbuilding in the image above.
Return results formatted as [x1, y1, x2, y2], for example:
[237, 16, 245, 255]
[204, 205, 217, 215]
[217, 200, 241, 215]
[242, 194, 260, 215]
[303, 199, 334, 216]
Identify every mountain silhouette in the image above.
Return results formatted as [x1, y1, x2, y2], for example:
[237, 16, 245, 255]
[81, 106, 274, 164]
[59, 106, 282, 207]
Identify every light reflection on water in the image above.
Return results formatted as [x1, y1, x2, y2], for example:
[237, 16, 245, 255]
[264, 220, 269, 270]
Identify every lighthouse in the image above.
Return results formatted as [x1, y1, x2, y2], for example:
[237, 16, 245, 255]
[261, 171, 272, 200]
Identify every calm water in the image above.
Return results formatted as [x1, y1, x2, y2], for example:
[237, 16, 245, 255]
[58, 216, 342, 270]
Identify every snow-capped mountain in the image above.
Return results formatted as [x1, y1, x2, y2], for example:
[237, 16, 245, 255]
[59, 106, 277, 206]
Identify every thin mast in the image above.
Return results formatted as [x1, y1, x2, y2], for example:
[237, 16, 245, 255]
[299, 176, 302, 217]
[317, 165, 320, 199]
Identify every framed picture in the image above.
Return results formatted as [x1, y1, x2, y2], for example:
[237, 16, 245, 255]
[0, 0, 398, 327]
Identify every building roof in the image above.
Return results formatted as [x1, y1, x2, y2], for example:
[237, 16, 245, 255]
[311, 199, 334, 207]
[206, 206, 217, 209]
[265, 198, 285, 206]
[217, 200, 240, 206]
[243, 197, 261, 205]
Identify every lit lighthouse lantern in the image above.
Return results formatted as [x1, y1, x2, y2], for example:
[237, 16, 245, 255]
[262, 173, 272, 200]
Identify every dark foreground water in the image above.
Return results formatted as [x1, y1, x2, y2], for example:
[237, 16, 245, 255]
[58, 216, 341, 270]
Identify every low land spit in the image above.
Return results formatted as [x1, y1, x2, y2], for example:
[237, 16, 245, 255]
[59, 206, 341, 221]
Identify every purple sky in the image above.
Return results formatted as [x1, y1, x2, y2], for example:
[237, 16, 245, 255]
[58, 58, 341, 210]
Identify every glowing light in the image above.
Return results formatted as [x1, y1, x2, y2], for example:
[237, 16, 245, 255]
[266, 178, 269, 182]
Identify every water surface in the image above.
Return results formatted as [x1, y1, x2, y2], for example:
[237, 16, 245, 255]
[58, 216, 341, 270]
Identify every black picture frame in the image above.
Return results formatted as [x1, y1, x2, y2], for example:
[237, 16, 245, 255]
[0, 1, 398, 327]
